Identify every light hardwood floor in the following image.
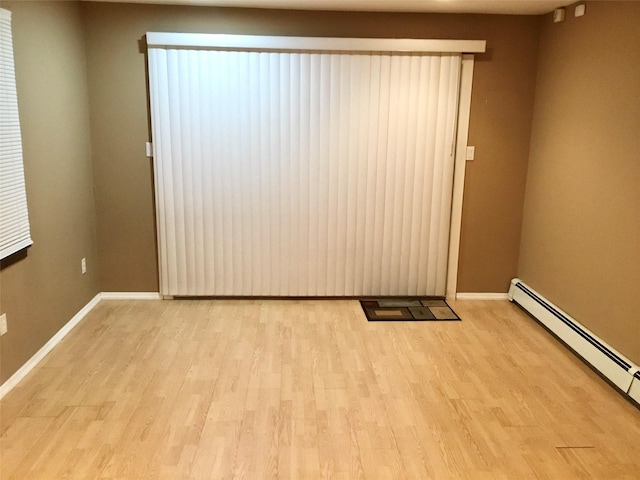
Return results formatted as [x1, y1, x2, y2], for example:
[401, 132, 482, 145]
[1, 299, 639, 479]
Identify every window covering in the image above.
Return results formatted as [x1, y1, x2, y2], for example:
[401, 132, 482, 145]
[0, 8, 32, 261]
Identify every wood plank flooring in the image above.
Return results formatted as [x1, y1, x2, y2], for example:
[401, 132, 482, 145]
[1, 299, 639, 479]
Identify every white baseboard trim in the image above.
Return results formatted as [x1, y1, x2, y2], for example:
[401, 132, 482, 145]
[101, 292, 162, 300]
[509, 278, 638, 400]
[0, 293, 102, 400]
[455, 293, 510, 300]
[629, 374, 640, 404]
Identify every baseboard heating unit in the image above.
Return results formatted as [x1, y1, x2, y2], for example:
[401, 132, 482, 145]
[508, 278, 640, 405]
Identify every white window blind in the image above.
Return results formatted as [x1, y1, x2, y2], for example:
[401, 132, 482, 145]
[147, 34, 468, 297]
[0, 8, 31, 260]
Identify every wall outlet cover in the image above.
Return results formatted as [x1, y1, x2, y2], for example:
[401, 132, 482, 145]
[466, 146, 475, 161]
[553, 8, 566, 23]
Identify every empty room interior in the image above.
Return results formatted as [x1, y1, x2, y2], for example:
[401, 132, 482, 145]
[0, 0, 638, 478]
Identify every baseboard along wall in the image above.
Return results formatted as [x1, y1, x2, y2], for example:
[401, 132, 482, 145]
[509, 278, 640, 405]
[4, 286, 638, 406]
[455, 293, 510, 300]
[0, 292, 161, 400]
[0, 293, 102, 399]
[100, 292, 163, 300]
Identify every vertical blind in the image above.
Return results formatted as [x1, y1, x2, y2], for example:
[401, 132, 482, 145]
[0, 8, 32, 261]
[148, 37, 462, 296]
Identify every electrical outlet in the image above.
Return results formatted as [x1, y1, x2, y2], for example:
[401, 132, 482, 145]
[0, 313, 7, 336]
[81, 257, 87, 274]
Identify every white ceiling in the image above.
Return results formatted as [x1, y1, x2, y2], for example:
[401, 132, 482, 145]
[86, 0, 577, 15]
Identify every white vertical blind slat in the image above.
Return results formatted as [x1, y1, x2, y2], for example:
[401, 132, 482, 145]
[438, 56, 463, 289]
[307, 54, 320, 295]
[326, 54, 340, 295]
[279, 53, 291, 295]
[148, 45, 461, 297]
[371, 55, 389, 294]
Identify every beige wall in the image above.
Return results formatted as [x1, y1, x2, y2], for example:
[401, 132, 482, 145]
[82, 3, 539, 293]
[0, 2, 541, 382]
[1, 0, 635, 392]
[0, 1, 100, 382]
[519, 2, 640, 363]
